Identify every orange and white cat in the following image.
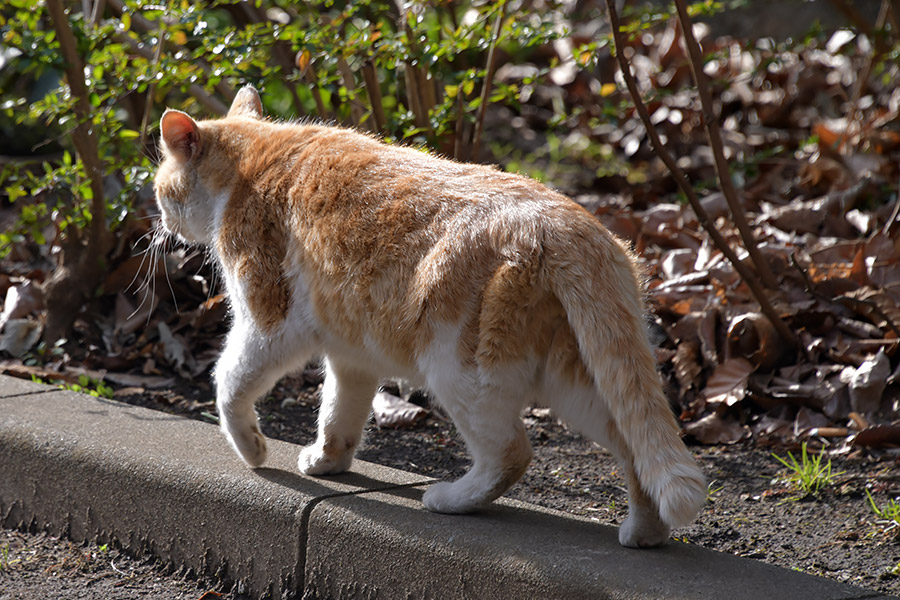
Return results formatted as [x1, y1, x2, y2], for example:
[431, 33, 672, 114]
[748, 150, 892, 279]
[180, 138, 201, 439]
[153, 85, 706, 547]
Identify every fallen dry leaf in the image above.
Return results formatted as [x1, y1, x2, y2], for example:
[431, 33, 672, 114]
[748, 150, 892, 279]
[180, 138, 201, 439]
[839, 350, 891, 415]
[115, 292, 159, 336]
[726, 312, 782, 369]
[103, 372, 175, 389]
[704, 358, 755, 406]
[684, 413, 749, 444]
[0, 319, 42, 357]
[0, 280, 44, 333]
[372, 391, 428, 428]
[852, 424, 900, 448]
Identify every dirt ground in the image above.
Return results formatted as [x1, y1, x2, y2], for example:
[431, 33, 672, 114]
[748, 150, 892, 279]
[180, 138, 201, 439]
[4, 374, 898, 599]
[0, 528, 221, 600]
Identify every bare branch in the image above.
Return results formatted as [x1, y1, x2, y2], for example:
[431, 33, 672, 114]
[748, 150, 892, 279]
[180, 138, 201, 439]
[138, 14, 165, 149]
[361, 60, 387, 133]
[46, 0, 106, 251]
[394, 1, 434, 135]
[44, 0, 113, 342]
[470, 1, 508, 162]
[604, 0, 797, 347]
[337, 57, 368, 129]
[672, 0, 778, 289]
[836, 0, 891, 153]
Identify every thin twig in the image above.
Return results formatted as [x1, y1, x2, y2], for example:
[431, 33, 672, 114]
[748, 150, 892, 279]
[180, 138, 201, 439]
[882, 171, 900, 236]
[672, 0, 778, 289]
[453, 88, 466, 160]
[470, 0, 508, 162]
[89, 0, 105, 26]
[302, 65, 330, 120]
[835, 0, 891, 153]
[138, 4, 166, 150]
[361, 60, 387, 132]
[336, 57, 368, 129]
[604, 0, 797, 347]
[46, 0, 108, 253]
[393, 0, 434, 134]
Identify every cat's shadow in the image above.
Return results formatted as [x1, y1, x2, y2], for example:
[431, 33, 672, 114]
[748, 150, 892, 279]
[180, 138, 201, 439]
[253, 466, 620, 540]
[253, 466, 431, 501]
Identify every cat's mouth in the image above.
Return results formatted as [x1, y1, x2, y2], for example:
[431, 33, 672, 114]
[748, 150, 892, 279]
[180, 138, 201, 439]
[155, 210, 188, 244]
[156, 210, 177, 235]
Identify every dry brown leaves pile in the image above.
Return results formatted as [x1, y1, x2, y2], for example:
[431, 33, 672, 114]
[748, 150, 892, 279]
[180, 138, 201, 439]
[0, 220, 229, 394]
[581, 21, 900, 451]
[1, 17, 900, 446]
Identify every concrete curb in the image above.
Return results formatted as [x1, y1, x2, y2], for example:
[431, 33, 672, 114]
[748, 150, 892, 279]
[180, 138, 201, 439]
[0, 375, 892, 599]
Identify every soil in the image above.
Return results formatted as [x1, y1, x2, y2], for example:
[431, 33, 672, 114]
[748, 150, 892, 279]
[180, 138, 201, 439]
[4, 373, 899, 599]
[0, 528, 219, 600]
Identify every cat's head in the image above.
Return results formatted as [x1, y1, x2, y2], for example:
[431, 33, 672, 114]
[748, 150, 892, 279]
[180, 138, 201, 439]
[153, 85, 264, 244]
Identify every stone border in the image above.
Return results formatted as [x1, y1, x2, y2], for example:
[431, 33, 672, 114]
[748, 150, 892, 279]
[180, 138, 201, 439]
[0, 375, 890, 599]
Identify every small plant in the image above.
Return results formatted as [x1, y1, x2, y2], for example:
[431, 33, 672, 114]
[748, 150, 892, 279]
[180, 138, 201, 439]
[30, 373, 114, 399]
[1, 542, 8, 571]
[64, 375, 115, 399]
[772, 442, 843, 497]
[200, 411, 220, 425]
[866, 489, 900, 533]
[706, 480, 724, 502]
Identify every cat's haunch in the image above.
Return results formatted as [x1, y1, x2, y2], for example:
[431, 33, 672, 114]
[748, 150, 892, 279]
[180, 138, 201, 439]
[154, 85, 706, 548]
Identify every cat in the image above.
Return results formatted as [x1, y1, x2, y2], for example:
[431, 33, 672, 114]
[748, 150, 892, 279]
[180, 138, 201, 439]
[153, 85, 706, 548]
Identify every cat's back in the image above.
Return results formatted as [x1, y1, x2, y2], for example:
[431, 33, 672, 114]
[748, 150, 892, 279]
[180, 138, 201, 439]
[247, 120, 617, 270]
[240, 120, 562, 215]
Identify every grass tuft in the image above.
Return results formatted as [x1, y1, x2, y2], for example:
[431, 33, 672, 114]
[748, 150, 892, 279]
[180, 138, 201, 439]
[866, 489, 900, 533]
[772, 442, 843, 498]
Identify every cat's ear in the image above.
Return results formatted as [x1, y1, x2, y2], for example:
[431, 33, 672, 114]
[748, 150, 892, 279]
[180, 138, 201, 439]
[228, 85, 263, 119]
[160, 109, 201, 162]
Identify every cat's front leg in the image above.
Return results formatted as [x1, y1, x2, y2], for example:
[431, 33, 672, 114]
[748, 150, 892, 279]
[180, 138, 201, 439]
[298, 357, 378, 475]
[215, 324, 291, 468]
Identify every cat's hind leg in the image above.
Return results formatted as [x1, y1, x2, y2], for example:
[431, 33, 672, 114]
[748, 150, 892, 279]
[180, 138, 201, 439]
[298, 357, 378, 475]
[607, 421, 672, 548]
[548, 382, 671, 547]
[421, 371, 533, 514]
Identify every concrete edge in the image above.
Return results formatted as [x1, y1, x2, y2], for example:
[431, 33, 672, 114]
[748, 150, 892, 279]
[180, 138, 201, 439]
[0, 374, 893, 600]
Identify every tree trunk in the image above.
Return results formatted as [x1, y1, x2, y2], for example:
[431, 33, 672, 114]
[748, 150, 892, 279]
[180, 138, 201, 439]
[43, 0, 112, 343]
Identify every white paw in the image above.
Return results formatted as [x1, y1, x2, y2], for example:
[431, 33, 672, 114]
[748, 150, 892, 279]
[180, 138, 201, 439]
[422, 481, 479, 514]
[223, 420, 268, 468]
[297, 444, 352, 475]
[618, 511, 671, 548]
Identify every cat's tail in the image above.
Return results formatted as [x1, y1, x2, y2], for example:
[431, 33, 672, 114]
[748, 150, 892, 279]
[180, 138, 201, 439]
[545, 220, 706, 530]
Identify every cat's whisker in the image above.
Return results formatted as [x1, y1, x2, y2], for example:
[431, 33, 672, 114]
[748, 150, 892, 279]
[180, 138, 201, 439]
[128, 222, 166, 319]
[130, 228, 160, 255]
[159, 238, 181, 315]
[126, 221, 162, 295]
[141, 133, 162, 165]
[126, 246, 152, 295]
